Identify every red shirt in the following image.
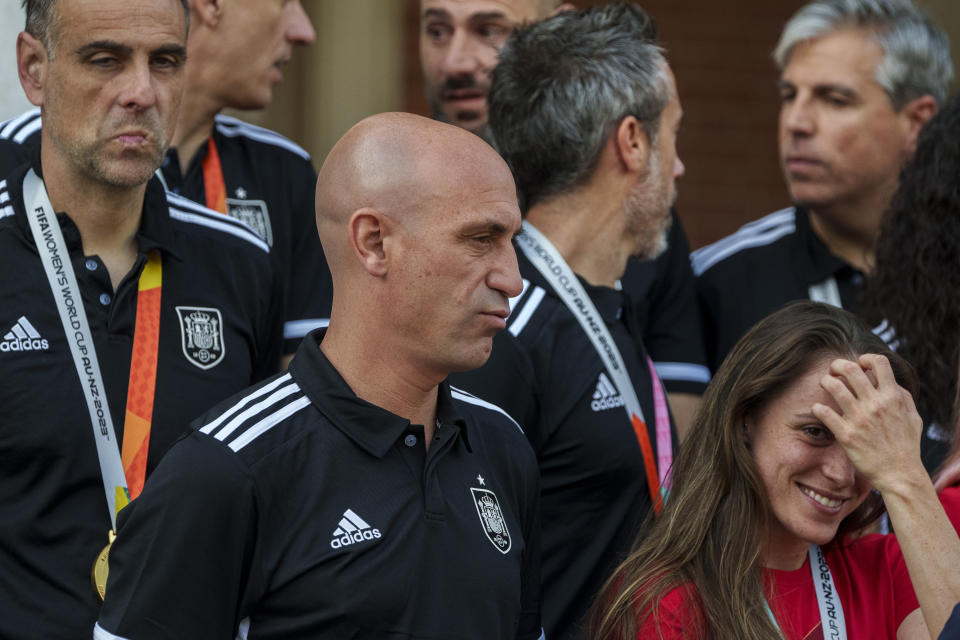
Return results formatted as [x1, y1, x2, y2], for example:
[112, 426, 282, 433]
[940, 485, 960, 532]
[637, 535, 918, 639]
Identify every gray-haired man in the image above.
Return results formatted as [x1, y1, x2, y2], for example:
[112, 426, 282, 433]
[694, 0, 951, 370]
[418, 0, 710, 439]
[450, 4, 683, 637]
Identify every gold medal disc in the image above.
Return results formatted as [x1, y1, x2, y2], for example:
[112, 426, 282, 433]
[91, 531, 116, 603]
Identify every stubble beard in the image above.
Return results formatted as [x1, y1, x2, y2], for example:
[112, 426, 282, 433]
[425, 75, 494, 145]
[50, 113, 167, 189]
[625, 167, 674, 261]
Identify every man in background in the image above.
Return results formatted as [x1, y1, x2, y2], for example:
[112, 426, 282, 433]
[1, 0, 328, 361]
[1, 0, 282, 636]
[419, 0, 710, 437]
[452, 5, 684, 637]
[691, 0, 952, 467]
[693, 0, 951, 368]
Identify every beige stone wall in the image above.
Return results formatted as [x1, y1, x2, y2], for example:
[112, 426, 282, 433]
[238, 0, 406, 167]
[252, 0, 958, 233]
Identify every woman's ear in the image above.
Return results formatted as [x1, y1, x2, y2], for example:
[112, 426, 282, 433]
[743, 416, 753, 450]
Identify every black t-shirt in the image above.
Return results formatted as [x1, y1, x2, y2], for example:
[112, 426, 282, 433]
[96, 331, 543, 639]
[1, 109, 332, 354]
[693, 206, 863, 370]
[450, 251, 676, 640]
[0, 159, 282, 639]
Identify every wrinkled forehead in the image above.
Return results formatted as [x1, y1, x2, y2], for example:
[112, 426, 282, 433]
[54, 0, 187, 49]
[420, 0, 544, 25]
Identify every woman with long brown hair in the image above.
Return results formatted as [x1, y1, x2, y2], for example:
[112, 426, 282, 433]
[590, 302, 960, 639]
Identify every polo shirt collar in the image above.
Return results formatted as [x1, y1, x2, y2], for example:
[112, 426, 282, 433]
[289, 330, 471, 458]
[794, 206, 859, 281]
[14, 143, 183, 262]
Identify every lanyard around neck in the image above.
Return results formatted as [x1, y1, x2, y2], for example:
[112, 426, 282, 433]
[202, 137, 227, 214]
[766, 545, 847, 639]
[23, 169, 163, 527]
[514, 220, 673, 513]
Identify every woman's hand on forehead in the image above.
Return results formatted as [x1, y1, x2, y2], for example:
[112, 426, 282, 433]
[811, 354, 925, 494]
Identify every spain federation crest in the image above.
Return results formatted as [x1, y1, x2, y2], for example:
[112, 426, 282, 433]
[227, 198, 273, 246]
[175, 306, 225, 370]
[471, 487, 511, 554]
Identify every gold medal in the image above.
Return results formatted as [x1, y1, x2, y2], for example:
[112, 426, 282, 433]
[91, 530, 116, 603]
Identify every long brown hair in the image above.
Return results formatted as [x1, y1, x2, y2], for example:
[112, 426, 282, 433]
[589, 301, 916, 640]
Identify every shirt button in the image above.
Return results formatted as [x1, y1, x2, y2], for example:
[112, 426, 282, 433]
[85, 259, 98, 271]
[99, 293, 111, 306]
[404, 434, 417, 447]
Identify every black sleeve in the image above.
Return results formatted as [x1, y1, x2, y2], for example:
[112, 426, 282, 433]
[516, 452, 543, 640]
[940, 602, 960, 640]
[254, 253, 286, 381]
[97, 434, 258, 640]
[282, 157, 332, 355]
[0, 139, 32, 178]
[621, 211, 710, 394]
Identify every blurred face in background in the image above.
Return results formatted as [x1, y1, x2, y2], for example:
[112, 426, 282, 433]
[217, 0, 315, 109]
[419, 0, 543, 139]
[778, 29, 917, 213]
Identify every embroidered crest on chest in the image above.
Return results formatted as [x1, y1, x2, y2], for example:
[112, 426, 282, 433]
[226, 198, 273, 246]
[471, 487, 511, 554]
[175, 306, 225, 370]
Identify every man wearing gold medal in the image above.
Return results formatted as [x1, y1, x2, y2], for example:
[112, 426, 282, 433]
[95, 113, 543, 639]
[0, 0, 327, 363]
[0, 0, 282, 637]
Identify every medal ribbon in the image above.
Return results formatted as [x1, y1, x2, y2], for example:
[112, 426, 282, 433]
[120, 251, 162, 500]
[23, 169, 163, 527]
[765, 545, 847, 639]
[202, 137, 227, 214]
[515, 221, 672, 515]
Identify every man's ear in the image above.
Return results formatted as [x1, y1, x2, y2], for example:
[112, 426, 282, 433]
[17, 32, 47, 108]
[899, 94, 937, 155]
[551, 3, 576, 16]
[191, 0, 223, 28]
[614, 115, 652, 174]
[348, 208, 389, 277]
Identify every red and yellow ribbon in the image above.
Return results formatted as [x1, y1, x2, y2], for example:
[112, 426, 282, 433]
[119, 250, 163, 502]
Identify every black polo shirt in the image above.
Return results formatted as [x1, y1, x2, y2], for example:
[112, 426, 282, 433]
[96, 330, 543, 640]
[0, 157, 282, 639]
[450, 251, 676, 640]
[622, 210, 710, 395]
[693, 206, 864, 371]
[0, 109, 332, 354]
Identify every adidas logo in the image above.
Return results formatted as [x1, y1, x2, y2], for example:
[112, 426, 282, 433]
[591, 372, 624, 412]
[1, 316, 49, 353]
[329, 508, 382, 549]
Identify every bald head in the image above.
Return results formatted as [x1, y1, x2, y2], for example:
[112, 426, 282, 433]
[316, 112, 523, 379]
[315, 112, 515, 271]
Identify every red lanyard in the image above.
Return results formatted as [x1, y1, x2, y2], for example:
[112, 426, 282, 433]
[118, 250, 163, 501]
[202, 137, 227, 214]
